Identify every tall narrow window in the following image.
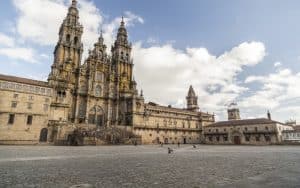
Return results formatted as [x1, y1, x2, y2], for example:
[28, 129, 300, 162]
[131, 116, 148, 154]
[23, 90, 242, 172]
[245, 135, 250, 141]
[43, 104, 49, 112]
[8, 114, 15, 124]
[11, 101, 17, 108]
[13, 93, 19, 99]
[27, 103, 33, 110]
[74, 37, 78, 45]
[27, 115, 33, 125]
[256, 136, 260, 141]
[66, 34, 70, 42]
[95, 85, 101, 97]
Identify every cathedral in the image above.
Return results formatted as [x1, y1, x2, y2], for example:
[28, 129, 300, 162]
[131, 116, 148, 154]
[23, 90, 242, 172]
[0, 0, 215, 145]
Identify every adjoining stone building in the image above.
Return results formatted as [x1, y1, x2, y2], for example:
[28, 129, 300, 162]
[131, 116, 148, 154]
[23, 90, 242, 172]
[282, 125, 300, 143]
[0, 0, 214, 145]
[0, 75, 52, 144]
[203, 104, 293, 145]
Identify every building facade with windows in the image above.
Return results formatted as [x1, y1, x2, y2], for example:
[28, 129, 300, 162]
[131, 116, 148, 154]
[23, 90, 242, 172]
[0, 75, 52, 144]
[203, 106, 293, 145]
[282, 126, 300, 143]
[0, 0, 214, 145]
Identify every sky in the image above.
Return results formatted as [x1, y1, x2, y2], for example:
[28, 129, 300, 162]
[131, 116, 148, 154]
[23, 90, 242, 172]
[0, 0, 300, 122]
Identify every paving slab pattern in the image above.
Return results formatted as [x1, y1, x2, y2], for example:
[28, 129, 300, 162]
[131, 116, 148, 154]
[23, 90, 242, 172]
[0, 145, 299, 188]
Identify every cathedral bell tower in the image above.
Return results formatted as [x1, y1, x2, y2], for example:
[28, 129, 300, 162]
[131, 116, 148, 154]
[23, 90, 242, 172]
[111, 17, 134, 93]
[48, 0, 83, 88]
[48, 0, 83, 122]
[186, 85, 199, 112]
[186, 86, 199, 112]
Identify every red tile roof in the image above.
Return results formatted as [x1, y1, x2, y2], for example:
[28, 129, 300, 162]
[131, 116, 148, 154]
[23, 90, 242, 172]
[207, 118, 283, 127]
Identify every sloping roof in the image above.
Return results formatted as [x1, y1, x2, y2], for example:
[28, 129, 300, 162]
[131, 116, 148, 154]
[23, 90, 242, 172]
[207, 118, 283, 127]
[0, 74, 49, 87]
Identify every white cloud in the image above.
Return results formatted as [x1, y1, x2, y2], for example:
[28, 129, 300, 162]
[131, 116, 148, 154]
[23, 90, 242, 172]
[12, 0, 143, 60]
[241, 68, 300, 121]
[13, 0, 102, 59]
[0, 47, 37, 63]
[13, 0, 67, 45]
[133, 41, 266, 114]
[274, 61, 282, 67]
[0, 33, 15, 47]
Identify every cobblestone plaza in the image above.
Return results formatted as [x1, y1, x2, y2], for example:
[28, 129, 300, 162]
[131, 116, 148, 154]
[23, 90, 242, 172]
[0, 145, 299, 188]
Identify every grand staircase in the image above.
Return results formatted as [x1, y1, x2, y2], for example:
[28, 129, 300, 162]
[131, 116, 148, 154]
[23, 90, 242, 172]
[67, 125, 141, 146]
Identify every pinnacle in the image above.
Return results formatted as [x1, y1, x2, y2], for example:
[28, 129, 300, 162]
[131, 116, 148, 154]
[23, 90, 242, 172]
[71, 0, 77, 8]
[188, 85, 196, 97]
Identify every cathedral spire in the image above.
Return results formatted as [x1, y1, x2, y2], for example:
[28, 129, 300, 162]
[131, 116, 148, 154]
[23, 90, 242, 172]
[121, 16, 125, 26]
[115, 16, 128, 45]
[48, 0, 83, 84]
[98, 29, 104, 44]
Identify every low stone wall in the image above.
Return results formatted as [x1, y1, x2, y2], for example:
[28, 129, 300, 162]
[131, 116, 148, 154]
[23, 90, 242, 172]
[280, 141, 300, 145]
[0, 140, 39, 145]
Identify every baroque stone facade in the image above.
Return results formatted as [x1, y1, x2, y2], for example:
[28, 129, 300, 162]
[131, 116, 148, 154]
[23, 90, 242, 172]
[0, 0, 214, 145]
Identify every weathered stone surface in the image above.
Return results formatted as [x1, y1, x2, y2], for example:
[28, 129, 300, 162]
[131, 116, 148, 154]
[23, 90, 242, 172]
[0, 145, 299, 188]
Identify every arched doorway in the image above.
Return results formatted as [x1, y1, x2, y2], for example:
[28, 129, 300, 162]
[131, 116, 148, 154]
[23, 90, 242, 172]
[164, 138, 168, 144]
[233, 136, 241, 145]
[88, 105, 105, 127]
[39, 128, 48, 142]
[183, 138, 187, 144]
[50, 130, 58, 143]
[231, 131, 242, 145]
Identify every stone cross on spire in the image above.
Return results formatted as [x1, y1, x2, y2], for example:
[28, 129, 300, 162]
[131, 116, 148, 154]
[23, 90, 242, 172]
[71, 0, 77, 7]
[98, 28, 104, 44]
[121, 16, 125, 26]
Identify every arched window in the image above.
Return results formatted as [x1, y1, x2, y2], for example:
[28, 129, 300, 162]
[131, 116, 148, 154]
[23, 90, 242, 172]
[88, 106, 104, 126]
[66, 34, 70, 43]
[39, 128, 48, 142]
[74, 37, 78, 45]
[95, 85, 101, 97]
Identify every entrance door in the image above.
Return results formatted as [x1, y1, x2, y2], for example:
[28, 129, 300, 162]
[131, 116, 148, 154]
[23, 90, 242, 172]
[96, 115, 103, 127]
[39, 128, 48, 142]
[164, 138, 168, 144]
[50, 130, 57, 142]
[183, 138, 187, 144]
[156, 137, 160, 144]
[233, 136, 241, 145]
